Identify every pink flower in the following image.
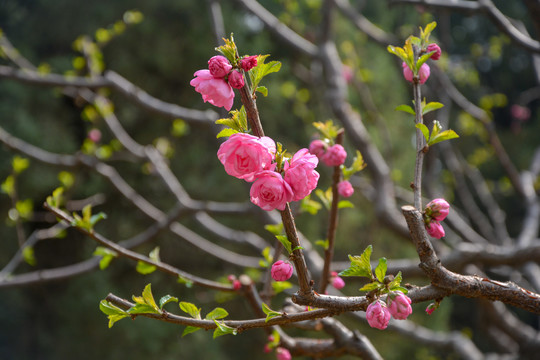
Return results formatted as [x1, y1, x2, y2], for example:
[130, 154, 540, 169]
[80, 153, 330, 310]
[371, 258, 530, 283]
[342, 64, 353, 83]
[208, 55, 232, 78]
[321, 144, 347, 167]
[426, 43, 441, 60]
[425, 198, 450, 221]
[511, 104, 531, 121]
[425, 220, 445, 239]
[276, 347, 292, 360]
[190, 70, 234, 110]
[284, 148, 320, 201]
[217, 133, 276, 182]
[387, 291, 413, 320]
[402, 62, 430, 85]
[337, 180, 354, 198]
[425, 303, 437, 315]
[88, 128, 101, 143]
[263, 344, 272, 353]
[366, 301, 391, 330]
[271, 260, 293, 281]
[250, 171, 294, 211]
[240, 55, 258, 72]
[228, 70, 245, 89]
[232, 280, 241, 291]
[331, 275, 345, 290]
[309, 139, 327, 158]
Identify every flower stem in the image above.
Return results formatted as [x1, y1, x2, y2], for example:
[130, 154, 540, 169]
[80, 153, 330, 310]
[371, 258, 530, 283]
[412, 47, 424, 211]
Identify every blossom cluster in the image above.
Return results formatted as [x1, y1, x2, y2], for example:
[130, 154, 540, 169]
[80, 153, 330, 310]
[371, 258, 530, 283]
[366, 291, 412, 330]
[402, 42, 441, 85]
[423, 198, 450, 239]
[218, 133, 320, 211]
[190, 55, 258, 111]
[309, 139, 354, 198]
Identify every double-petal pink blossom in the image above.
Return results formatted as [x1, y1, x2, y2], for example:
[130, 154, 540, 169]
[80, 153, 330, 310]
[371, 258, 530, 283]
[284, 148, 319, 201]
[190, 70, 235, 110]
[228, 70, 245, 89]
[426, 198, 450, 221]
[366, 301, 391, 330]
[250, 170, 294, 211]
[321, 144, 347, 167]
[427, 43, 442, 60]
[387, 291, 413, 320]
[271, 260, 293, 281]
[275, 347, 292, 360]
[208, 55, 232, 78]
[240, 55, 258, 72]
[337, 180, 354, 198]
[217, 133, 276, 182]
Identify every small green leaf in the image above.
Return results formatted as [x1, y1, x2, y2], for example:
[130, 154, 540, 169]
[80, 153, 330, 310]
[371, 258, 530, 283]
[93, 246, 117, 270]
[99, 300, 128, 316]
[182, 326, 201, 337]
[428, 129, 459, 146]
[264, 224, 284, 236]
[136, 261, 156, 275]
[339, 246, 373, 278]
[374, 257, 387, 283]
[159, 295, 179, 309]
[271, 281, 292, 294]
[276, 235, 292, 254]
[142, 283, 159, 311]
[127, 303, 159, 314]
[388, 271, 403, 290]
[256, 86, 268, 96]
[431, 120, 442, 139]
[82, 204, 92, 223]
[338, 200, 354, 209]
[359, 282, 381, 292]
[177, 275, 194, 288]
[89, 212, 107, 226]
[12, 156, 30, 174]
[416, 52, 433, 71]
[179, 302, 201, 319]
[206, 307, 229, 320]
[249, 55, 281, 91]
[300, 196, 322, 215]
[416, 123, 430, 142]
[216, 128, 238, 139]
[391, 286, 409, 294]
[261, 303, 282, 323]
[22, 246, 37, 266]
[422, 102, 444, 115]
[1, 175, 14, 196]
[315, 239, 329, 250]
[107, 314, 129, 328]
[213, 320, 237, 338]
[395, 104, 415, 115]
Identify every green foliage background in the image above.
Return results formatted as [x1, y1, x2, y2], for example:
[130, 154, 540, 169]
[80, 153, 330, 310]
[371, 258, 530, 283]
[0, 0, 537, 359]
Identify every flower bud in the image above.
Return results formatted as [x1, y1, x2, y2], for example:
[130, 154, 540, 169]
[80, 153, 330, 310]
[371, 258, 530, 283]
[402, 62, 430, 84]
[425, 220, 445, 239]
[228, 70, 245, 89]
[321, 144, 347, 167]
[232, 280, 241, 291]
[271, 260, 293, 281]
[240, 55, 258, 72]
[208, 55, 232, 78]
[263, 344, 272, 353]
[425, 198, 450, 221]
[276, 347, 291, 360]
[88, 128, 102, 143]
[366, 300, 391, 330]
[387, 291, 413, 320]
[331, 275, 345, 290]
[426, 43, 441, 60]
[337, 180, 354, 198]
[309, 139, 327, 158]
[425, 303, 438, 315]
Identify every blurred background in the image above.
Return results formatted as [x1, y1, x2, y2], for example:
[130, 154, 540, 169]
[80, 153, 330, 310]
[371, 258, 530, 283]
[0, 0, 538, 359]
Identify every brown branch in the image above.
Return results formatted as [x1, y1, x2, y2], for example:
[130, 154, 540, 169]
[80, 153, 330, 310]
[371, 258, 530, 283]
[412, 52, 425, 210]
[401, 205, 540, 314]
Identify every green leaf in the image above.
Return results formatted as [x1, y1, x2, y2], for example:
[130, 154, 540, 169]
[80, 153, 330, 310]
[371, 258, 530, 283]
[416, 52, 433, 72]
[300, 196, 322, 215]
[256, 86, 268, 97]
[315, 239, 329, 250]
[182, 326, 201, 337]
[395, 104, 415, 115]
[276, 235, 292, 254]
[431, 120, 442, 139]
[22, 246, 36, 266]
[213, 320, 237, 338]
[271, 281, 292, 294]
[338, 200, 354, 209]
[1, 175, 14, 196]
[136, 261, 156, 275]
[374, 257, 387, 283]
[89, 212, 107, 226]
[422, 102, 444, 115]
[392, 286, 409, 294]
[206, 307, 229, 320]
[249, 55, 281, 91]
[315, 188, 332, 210]
[428, 129, 459, 146]
[159, 295, 179, 309]
[359, 282, 381, 292]
[93, 246, 117, 270]
[177, 275, 194, 288]
[46, 187, 64, 207]
[261, 303, 282, 323]
[58, 171, 74, 188]
[107, 314, 129, 328]
[214, 35, 238, 65]
[15, 199, 33, 220]
[82, 204, 92, 223]
[127, 303, 159, 314]
[142, 283, 159, 311]
[12, 156, 29, 174]
[264, 223, 284, 236]
[179, 302, 201, 319]
[416, 123, 430, 142]
[388, 271, 403, 290]
[99, 300, 128, 316]
[216, 128, 238, 139]
[339, 246, 373, 278]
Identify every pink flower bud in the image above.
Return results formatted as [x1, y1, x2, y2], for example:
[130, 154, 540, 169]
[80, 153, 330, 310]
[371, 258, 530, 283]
[309, 139, 327, 158]
[425, 198, 450, 221]
[425, 303, 437, 315]
[268, 335, 275, 342]
[402, 62, 430, 85]
[342, 64, 353, 83]
[88, 128, 102, 143]
[228, 70, 245, 89]
[366, 300, 391, 330]
[284, 148, 320, 201]
[331, 271, 338, 277]
[337, 180, 354, 198]
[263, 344, 272, 353]
[190, 69, 234, 110]
[331, 275, 345, 290]
[276, 347, 291, 360]
[387, 291, 413, 320]
[426, 43, 441, 60]
[227, 274, 236, 282]
[208, 55, 232, 78]
[271, 260, 293, 281]
[425, 220, 445, 239]
[232, 280, 241, 290]
[321, 144, 347, 167]
[240, 55, 258, 72]
[511, 104, 531, 121]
